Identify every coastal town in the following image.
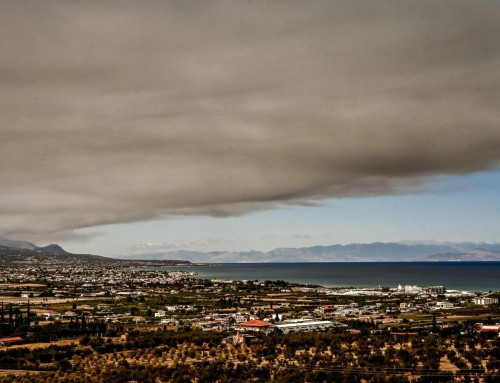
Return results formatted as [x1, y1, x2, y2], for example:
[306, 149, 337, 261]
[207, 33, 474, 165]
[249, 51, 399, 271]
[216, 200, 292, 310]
[1, 261, 500, 382]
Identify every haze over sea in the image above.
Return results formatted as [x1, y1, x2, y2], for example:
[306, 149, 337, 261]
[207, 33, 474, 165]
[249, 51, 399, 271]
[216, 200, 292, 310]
[160, 262, 500, 292]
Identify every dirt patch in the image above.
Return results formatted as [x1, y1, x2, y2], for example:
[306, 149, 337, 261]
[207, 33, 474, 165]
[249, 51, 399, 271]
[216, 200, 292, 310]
[0, 296, 104, 304]
[0, 370, 41, 377]
[439, 356, 459, 373]
[0, 339, 79, 352]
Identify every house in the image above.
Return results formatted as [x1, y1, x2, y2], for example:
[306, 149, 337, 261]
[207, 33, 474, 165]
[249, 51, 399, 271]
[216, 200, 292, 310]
[154, 310, 167, 317]
[319, 305, 336, 313]
[476, 323, 500, 333]
[222, 332, 256, 345]
[0, 337, 23, 346]
[474, 297, 499, 305]
[435, 301, 454, 309]
[235, 320, 275, 334]
[43, 310, 60, 320]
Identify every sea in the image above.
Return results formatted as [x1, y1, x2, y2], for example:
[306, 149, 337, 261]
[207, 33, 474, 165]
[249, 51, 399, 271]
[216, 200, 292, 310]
[159, 262, 500, 292]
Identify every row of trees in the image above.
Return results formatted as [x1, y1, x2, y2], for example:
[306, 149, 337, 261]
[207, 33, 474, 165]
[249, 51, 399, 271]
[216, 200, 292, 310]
[0, 301, 32, 326]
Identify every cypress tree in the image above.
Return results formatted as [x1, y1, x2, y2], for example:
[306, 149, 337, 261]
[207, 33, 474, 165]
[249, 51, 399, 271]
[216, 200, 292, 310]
[26, 300, 31, 326]
[8, 304, 13, 325]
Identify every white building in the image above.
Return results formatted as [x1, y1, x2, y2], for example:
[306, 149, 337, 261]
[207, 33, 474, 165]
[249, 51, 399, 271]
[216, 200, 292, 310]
[474, 297, 499, 305]
[435, 301, 454, 309]
[276, 320, 346, 334]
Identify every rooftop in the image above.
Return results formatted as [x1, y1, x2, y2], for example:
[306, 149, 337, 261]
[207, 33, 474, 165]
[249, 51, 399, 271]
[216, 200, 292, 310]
[236, 320, 274, 328]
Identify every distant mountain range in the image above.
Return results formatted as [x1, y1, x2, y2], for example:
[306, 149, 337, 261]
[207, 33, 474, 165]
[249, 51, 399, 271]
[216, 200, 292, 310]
[0, 244, 115, 265]
[0, 237, 116, 264]
[120, 242, 500, 263]
[0, 237, 189, 265]
[2, 237, 500, 264]
[0, 237, 68, 254]
[419, 248, 500, 262]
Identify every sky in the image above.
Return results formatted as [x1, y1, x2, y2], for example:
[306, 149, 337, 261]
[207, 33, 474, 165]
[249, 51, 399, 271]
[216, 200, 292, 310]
[1, 1, 500, 258]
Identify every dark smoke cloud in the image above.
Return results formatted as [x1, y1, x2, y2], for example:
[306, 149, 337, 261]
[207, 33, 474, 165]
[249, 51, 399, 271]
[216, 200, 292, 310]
[1, 0, 500, 239]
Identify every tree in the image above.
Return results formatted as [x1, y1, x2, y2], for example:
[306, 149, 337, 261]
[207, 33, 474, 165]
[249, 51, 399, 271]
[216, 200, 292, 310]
[8, 304, 13, 325]
[26, 300, 31, 326]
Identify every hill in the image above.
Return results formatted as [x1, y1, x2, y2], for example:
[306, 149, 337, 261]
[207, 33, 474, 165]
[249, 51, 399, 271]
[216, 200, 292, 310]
[418, 248, 500, 262]
[0, 237, 193, 266]
[0, 237, 70, 254]
[121, 242, 500, 263]
[0, 245, 116, 265]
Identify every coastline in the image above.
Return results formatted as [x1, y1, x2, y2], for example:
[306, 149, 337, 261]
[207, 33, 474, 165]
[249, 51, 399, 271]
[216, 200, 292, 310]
[154, 261, 500, 292]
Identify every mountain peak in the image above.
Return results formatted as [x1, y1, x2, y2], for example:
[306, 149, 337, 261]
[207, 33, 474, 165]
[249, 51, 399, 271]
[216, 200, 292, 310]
[37, 244, 68, 254]
[0, 237, 67, 254]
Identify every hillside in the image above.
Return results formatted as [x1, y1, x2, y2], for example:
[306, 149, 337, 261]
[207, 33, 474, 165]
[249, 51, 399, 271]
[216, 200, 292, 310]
[418, 248, 500, 262]
[0, 245, 117, 265]
[0, 237, 69, 254]
[121, 242, 500, 263]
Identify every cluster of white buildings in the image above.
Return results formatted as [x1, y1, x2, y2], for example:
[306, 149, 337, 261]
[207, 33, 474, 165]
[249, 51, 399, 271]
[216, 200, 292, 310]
[154, 305, 196, 317]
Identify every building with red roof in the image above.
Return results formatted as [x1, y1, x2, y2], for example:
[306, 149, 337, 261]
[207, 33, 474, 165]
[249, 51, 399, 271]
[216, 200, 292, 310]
[235, 319, 275, 334]
[0, 337, 23, 346]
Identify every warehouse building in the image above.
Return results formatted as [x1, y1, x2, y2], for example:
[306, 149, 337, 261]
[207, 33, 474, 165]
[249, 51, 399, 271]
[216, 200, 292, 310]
[276, 320, 346, 334]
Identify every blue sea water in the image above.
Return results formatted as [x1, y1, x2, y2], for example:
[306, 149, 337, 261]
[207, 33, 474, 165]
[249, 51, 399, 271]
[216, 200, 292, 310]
[161, 262, 500, 292]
